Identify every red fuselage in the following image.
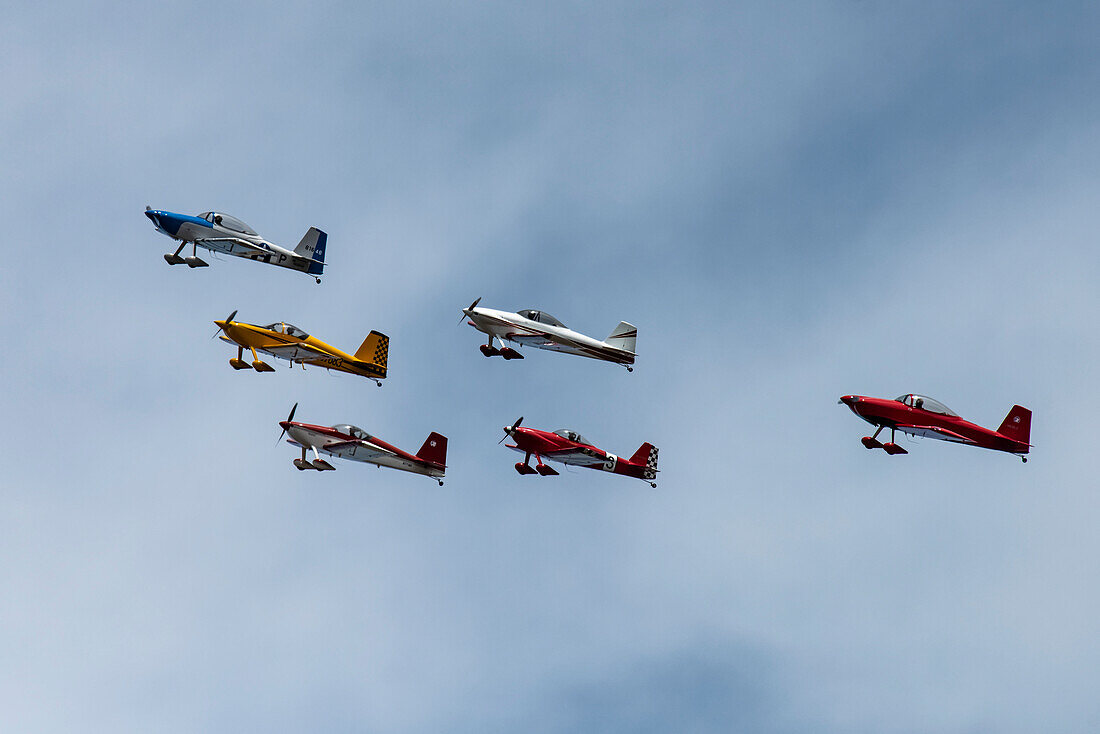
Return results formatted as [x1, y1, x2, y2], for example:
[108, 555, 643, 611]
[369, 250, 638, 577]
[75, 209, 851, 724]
[505, 425, 658, 483]
[839, 395, 1030, 456]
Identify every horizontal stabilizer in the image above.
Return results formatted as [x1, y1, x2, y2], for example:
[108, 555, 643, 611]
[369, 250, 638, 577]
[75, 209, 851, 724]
[605, 321, 637, 354]
[416, 432, 448, 467]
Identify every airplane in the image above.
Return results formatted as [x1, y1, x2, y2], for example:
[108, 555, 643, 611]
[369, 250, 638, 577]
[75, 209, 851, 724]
[460, 298, 637, 371]
[498, 417, 659, 486]
[838, 393, 1032, 461]
[213, 310, 389, 386]
[144, 207, 326, 283]
[278, 404, 447, 485]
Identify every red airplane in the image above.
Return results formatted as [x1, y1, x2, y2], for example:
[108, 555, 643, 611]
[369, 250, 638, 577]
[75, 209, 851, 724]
[499, 417, 659, 486]
[838, 393, 1032, 461]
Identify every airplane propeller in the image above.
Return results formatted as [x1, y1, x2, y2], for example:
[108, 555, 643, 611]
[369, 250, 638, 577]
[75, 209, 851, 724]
[459, 296, 482, 325]
[277, 402, 298, 444]
[211, 309, 239, 339]
[499, 415, 523, 444]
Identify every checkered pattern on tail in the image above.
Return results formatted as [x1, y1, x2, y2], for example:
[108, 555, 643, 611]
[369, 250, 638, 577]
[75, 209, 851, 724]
[373, 334, 389, 368]
[643, 446, 659, 480]
[353, 331, 389, 376]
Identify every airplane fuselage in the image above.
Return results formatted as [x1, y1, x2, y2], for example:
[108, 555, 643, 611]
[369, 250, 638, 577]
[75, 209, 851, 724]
[216, 320, 385, 380]
[282, 422, 445, 479]
[145, 208, 324, 279]
[506, 426, 654, 481]
[465, 308, 634, 365]
[839, 395, 1029, 455]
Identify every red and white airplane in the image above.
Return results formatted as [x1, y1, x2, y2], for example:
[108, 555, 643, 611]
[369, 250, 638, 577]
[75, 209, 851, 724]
[838, 393, 1032, 461]
[278, 404, 448, 484]
[499, 417, 659, 486]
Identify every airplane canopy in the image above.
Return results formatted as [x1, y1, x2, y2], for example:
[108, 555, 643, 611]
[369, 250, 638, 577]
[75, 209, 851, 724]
[895, 394, 958, 416]
[554, 429, 592, 446]
[518, 309, 565, 327]
[263, 322, 309, 339]
[199, 211, 258, 236]
[332, 424, 371, 440]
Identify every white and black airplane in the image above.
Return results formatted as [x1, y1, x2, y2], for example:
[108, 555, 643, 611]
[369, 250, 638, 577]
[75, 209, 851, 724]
[278, 404, 448, 485]
[461, 298, 637, 370]
[144, 207, 326, 282]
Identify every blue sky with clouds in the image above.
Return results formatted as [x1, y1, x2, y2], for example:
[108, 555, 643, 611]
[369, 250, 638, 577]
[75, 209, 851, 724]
[3, 1, 1100, 731]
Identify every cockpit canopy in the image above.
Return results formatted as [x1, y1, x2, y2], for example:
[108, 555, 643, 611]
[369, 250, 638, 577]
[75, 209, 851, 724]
[199, 211, 258, 236]
[554, 429, 592, 446]
[895, 394, 958, 416]
[263, 322, 309, 339]
[517, 309, 565, 328]
[332, 424, 371, 440]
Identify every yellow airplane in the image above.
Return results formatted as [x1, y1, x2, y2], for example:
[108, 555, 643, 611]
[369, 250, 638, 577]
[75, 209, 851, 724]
[213, 310, 389, 385]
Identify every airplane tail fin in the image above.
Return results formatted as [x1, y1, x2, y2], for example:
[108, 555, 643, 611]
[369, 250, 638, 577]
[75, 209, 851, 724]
[353, 331, 389, 374]
[416, 432, 448, 467]
[997, 405, 1032, 446]
[628, 442, 659, 480]
[605, 321, 637, 353]
[294, 228, 327, 275]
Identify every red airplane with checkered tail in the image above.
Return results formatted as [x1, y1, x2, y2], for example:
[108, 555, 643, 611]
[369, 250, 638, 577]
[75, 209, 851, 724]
[839, 393, 1032, 462]
[499, 417, 659, 486]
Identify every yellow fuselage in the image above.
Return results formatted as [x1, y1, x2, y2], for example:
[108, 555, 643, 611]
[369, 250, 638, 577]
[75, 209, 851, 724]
[216, 321, 386, 380]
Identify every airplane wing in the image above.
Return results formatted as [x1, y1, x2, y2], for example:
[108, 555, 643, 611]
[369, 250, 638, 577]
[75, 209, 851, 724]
[322, 440, 390, 462]
[894, 424, 978, 444]
[509, 330, 629, 362]
[195, 236, 265, 251]
[543, 446, 608, 467]
[261, 342, 336, 361]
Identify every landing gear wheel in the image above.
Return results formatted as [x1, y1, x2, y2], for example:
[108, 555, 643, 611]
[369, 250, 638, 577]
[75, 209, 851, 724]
[650, 482, 657, 488]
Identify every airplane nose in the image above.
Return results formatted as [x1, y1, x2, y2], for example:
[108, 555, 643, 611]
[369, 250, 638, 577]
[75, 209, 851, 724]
[146, 209, 184, 236]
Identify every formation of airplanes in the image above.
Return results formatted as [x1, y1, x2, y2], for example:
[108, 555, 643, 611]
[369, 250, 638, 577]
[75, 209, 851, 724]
[146, 206, 1034, 485]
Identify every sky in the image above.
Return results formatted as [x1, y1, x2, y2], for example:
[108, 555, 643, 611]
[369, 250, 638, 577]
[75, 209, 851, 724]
[3, 1, 1100, 731]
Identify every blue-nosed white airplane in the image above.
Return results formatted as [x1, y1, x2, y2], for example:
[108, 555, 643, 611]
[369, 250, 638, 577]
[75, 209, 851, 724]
[144, 207, 327, 283]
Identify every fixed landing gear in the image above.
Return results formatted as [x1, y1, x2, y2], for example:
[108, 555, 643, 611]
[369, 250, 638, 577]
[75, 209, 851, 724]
[479, 341, 523, 359]
[862, 426, 908, 455]
[626, 365, 634, 373]
[1021, 456, 1028, 463]
[294, 446, 334, 471]
[649, 482, 657, 488]
[515, 452, 553, 476]
[437, 479, 444, 486]
[315, 277, 322, 284]
[164, 241, 208, 266]
[164, 241, 186, 265]
[230, 346, 251, 370]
